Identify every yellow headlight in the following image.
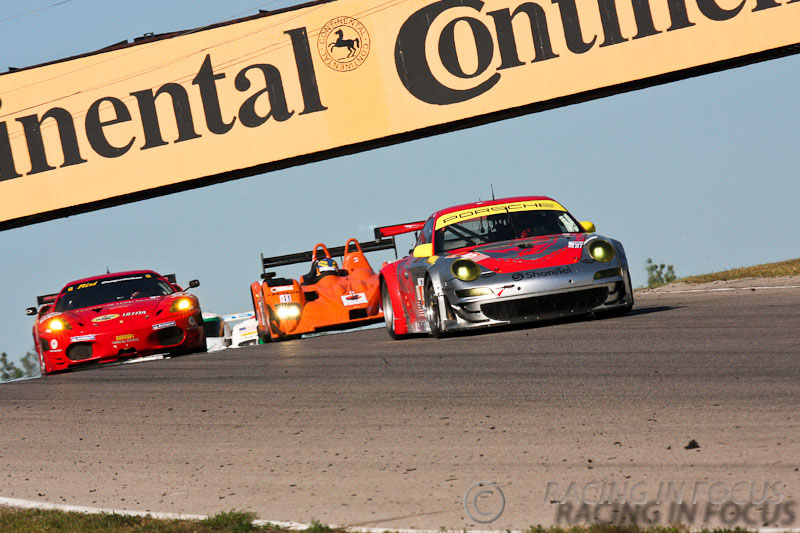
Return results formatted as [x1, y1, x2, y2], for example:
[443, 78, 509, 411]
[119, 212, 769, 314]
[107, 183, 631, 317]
[170, 298, 194, 313]
[451, 259, 481, 282]
[49, 318, 68, 331]
[276, 304, 301, 320]
[588, 240, 615, 263]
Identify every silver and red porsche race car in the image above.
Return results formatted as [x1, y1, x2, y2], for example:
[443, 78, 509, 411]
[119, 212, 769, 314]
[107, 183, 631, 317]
[377, 196, 634, 339]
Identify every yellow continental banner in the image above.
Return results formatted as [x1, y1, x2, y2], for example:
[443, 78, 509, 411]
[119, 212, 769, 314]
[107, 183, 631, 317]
[1, 0, 798, 229]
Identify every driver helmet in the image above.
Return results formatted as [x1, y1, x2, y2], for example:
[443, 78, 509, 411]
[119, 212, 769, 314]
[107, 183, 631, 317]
[316, 257, 339, 275]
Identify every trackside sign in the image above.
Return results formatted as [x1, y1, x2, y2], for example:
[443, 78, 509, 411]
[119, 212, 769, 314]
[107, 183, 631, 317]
[1, 0, 798, 229]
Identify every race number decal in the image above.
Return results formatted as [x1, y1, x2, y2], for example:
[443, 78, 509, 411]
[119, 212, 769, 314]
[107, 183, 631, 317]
[341, 292, 367, 306]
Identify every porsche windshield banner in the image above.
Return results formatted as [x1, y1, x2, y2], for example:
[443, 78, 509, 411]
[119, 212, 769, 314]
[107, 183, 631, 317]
[1, 0, 798, 229]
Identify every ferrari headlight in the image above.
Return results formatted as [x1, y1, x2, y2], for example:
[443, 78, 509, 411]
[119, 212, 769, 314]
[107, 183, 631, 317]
[451, 259, 481, 282]
[276, 304, 301, 320]
[170, 297, 195, 313]
[588, 240, 615, 263]
[48, 317, 70, 331]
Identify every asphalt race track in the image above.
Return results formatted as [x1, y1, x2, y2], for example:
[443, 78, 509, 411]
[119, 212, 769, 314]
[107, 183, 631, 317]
[1, 289, 799, 530]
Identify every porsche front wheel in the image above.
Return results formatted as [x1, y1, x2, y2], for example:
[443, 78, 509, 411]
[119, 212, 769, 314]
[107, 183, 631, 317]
[595, 268, 634, 319]
[424, 279, 446, 339]
[381, 280, 404, 340]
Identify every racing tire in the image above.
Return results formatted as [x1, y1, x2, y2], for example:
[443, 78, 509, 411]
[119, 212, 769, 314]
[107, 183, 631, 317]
[594, 268, 634, 319]
[381, 280, 406, 340]
[38, 351, 50, 376]
[257, 326, 272, 344]
[424, 279, 447, 339]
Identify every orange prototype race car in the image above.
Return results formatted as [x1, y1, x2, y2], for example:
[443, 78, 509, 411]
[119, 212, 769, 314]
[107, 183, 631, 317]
[250, 238, 396, 342]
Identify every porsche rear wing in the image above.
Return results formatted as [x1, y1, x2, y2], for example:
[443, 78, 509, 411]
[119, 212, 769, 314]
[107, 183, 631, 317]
[36, 293, 58, 306]
[261, 238, 397, 274]
[373, 221, 425, 239]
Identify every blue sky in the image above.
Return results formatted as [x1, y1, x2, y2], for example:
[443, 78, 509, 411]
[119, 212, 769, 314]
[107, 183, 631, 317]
[1, 0, 799, 362]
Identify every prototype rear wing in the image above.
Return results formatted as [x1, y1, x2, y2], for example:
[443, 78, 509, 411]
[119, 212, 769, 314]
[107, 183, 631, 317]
[36, 293, 58, 306]
[373, 221, 425, 239]
[261, 238, 397, 274]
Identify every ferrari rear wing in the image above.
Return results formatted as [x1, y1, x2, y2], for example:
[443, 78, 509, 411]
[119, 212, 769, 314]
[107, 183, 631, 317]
[261, 238, 396, 273]
[36, 293, 58, 306]
[373, 221, 425, 239]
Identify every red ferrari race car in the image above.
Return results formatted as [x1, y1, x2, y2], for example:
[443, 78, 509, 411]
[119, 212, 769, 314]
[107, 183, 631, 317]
[250, 238, 396, 342]
[26, 270, 205, 374]
[377, 196, 634, 338]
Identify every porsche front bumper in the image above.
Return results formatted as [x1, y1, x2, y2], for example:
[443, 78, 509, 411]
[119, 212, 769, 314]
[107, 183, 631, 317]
[437, 261, 632, 330]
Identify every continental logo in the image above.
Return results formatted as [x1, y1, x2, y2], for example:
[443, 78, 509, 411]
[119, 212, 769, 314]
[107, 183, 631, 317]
[1, 0, 798, 227]
[317, 17, 371, 71]
[394, 0, 798, 105]
[436, 201, 566, 229]
[115, 334, 135, 342]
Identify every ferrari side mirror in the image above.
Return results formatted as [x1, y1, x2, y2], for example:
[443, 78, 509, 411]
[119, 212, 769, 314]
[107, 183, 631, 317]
[188, 279, 200, 288]
[580, 221, 596, 233]
[25, 307, 37, 316]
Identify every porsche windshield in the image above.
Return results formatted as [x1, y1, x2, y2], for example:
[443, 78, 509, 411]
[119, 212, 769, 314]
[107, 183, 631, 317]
[55, 275, 174, 311]
[434, 210, 581, 252]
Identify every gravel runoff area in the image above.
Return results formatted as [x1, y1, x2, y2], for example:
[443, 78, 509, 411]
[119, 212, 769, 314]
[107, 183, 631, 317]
[639, 275, 800, 293]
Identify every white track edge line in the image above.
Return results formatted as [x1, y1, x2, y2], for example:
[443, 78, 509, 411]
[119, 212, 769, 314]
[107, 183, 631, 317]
[2, 496, 799, 533]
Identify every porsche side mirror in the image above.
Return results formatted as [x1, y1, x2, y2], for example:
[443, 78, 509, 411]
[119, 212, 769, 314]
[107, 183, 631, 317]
[412, 243, 433, 258]
[25, 307, 37, 316]
[188, 279, 200, 288]
[580, 221, 596, 233]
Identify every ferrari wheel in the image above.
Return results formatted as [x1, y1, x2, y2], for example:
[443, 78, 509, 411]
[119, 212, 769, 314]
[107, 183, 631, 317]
[381, 280, 404, 340]
[38, 351, 49, 375]
[424, 279, 446, 339]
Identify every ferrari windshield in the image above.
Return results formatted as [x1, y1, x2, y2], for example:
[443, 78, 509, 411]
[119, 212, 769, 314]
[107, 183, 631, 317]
[54, 274, 174, 311]
[434, 210, 581, 252]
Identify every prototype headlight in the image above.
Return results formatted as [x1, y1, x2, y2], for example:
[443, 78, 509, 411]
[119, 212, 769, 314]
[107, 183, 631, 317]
[588, 240, 615, 263]
[451, 259, 481, 282]
[276, 304, 301, 320]
[170, 297, 195, 313]
[48, 317, 70, 331]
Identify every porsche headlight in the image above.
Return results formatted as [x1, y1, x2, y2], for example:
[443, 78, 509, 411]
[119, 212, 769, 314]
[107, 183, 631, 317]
[276, 304, 301, 320]
[48, 317, 71, 331]
[588, 240, 615, 263]
[451, 259, 481, 282]
[170, 297, 195, 313]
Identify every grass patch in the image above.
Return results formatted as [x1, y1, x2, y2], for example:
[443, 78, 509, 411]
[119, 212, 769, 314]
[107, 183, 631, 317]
[0, 506, 295, 532]
[0, 506, 766, 532]
[679, 257, 800, 284]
